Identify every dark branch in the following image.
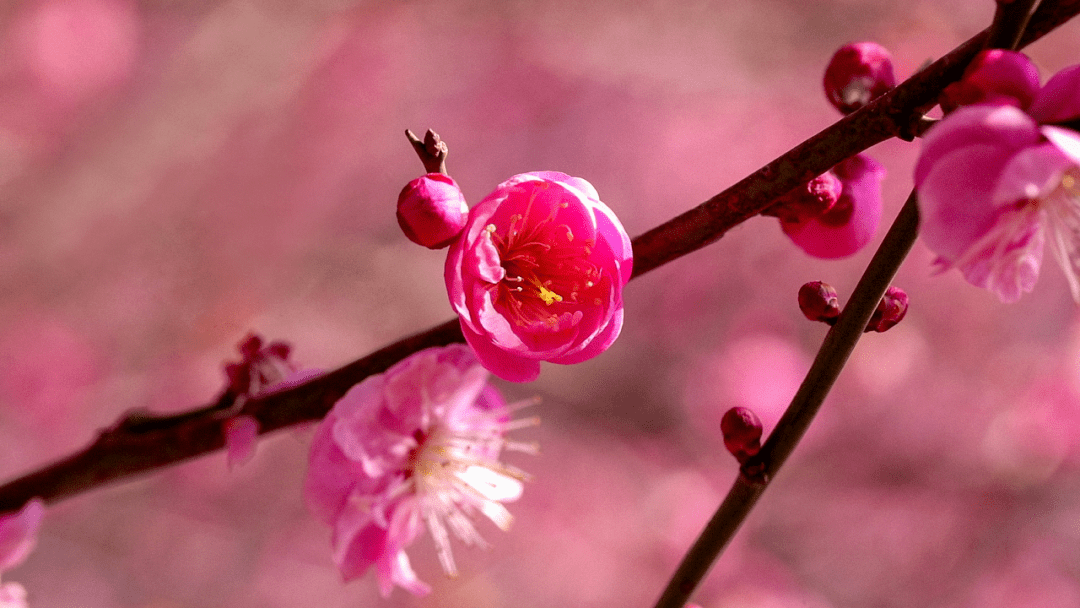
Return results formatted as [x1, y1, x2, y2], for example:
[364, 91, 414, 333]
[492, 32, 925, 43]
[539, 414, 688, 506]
[0, 0, 1077, 513]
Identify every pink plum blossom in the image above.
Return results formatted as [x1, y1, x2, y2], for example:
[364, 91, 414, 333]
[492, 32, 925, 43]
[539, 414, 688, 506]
[304, 344, 532, 597]
[0, 499, 43, 608]
[396, 173, 469, 249]
[780, 155, 886, 259]
[445, 171, 632, 382]
[915, 54, 1080, 302]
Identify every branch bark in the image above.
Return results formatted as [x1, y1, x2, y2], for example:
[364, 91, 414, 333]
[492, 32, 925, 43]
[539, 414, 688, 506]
[0, 0, 1077, 513]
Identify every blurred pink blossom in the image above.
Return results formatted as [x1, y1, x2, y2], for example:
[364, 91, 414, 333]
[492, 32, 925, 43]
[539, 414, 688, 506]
[915, 55, 1080, 302]
[396, 173, 469, 249]
[223, 415, 258, 471]
[10, 0, 139, 106]
[0, 499, 43, 608]
[445, 171, 632, 382]
[780, 154, 885, 259]
[304, 344, 530, 597]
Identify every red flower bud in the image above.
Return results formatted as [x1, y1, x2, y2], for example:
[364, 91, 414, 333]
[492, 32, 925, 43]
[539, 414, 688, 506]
[396, 173, 468, 249]
[865, 286, 909, 333]
[721, 407, 763, 463]
[798, 281, 841, 324]
[823, 42, 896, 114]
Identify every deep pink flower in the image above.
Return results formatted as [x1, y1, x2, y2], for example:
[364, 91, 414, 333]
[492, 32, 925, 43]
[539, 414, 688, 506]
[304, 344, 533, 597]
[823, 42, 897, 114]
[0, 499, 43, 608]
[780, 154, 886, 259]
[915, 56, 1080, 302]
[445, 172, 632, 382]
[396, 173, 469, 249]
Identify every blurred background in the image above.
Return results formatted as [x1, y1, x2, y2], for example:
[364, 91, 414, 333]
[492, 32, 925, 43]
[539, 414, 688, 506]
[2, 0, 1080, 606]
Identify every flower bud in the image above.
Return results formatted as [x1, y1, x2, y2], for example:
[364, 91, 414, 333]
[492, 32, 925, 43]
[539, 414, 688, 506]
[798, 281, 841, 324]
[823, 42, 896, 114]
[865, 286, 908, 333]
[939, 49, 1041, 113]
[721, 407, 763, 463]
[396, 173, 468, 249]
[762, 172, 842, 224]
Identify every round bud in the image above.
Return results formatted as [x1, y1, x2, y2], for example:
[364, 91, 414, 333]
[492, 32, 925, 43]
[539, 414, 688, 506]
[721, 407, 763, 463]
[396, 173, 468, 249]
[866, 286, 909, 333]
[798, 281, 841, 324]
[823, 42, 896, 114]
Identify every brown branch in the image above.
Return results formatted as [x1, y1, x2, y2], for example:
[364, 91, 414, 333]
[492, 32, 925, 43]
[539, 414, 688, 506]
[0, 0, 1077, 513]
[652, 191, 921, 608]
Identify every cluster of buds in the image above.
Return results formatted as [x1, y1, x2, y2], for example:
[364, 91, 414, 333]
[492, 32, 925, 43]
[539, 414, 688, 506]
[798, 281, 908, 333]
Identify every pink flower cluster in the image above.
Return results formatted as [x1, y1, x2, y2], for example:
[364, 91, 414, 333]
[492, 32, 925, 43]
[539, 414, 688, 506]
[915, 51, 1080, 302]
[304, 344, 532, 597]
[445, 172, 632, 382]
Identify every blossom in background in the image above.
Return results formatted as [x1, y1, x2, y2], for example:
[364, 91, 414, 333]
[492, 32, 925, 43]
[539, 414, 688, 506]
[304, 344, 533, 597]
[773, 154, 886, 259]
[221, 334, 321, 468]
[915, 51, 1080, 302]
[396, 173, 469, 249]
[445, 171, 632, 382]
[0, 499, 44, 608]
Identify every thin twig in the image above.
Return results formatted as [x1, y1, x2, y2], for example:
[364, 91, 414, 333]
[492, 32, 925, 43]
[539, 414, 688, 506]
[652, 192, 920, 608]
[0, 0, 1077, 513]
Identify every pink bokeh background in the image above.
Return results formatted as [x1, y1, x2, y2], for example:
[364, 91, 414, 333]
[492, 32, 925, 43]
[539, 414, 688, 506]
[2, 0, 1080, 606]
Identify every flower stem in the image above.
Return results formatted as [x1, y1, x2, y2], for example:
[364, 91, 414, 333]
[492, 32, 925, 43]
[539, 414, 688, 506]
[651, 191, 921, 608]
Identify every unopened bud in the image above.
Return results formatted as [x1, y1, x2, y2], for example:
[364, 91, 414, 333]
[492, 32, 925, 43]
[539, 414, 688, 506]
[762, 172, 842, 224]
[798, 281, 841, 324]
[823, 42, 896, 114]
[865, 286, 908, 333]
[939, 49, 1040, 113]
[721, 407, 763, 463]
[396, 173, 468, 249]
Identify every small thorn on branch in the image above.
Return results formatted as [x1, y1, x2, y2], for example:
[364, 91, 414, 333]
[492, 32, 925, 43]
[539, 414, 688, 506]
[405, 128, 449, 175]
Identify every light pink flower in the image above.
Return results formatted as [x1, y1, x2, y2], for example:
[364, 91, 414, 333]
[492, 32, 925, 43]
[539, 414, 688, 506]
[915, 56, 1080, 302]
[304, 344, 533, 597]
[0, 499, 43, 608]
[445, 171, 632, 382]
[780, 154, 886, 259]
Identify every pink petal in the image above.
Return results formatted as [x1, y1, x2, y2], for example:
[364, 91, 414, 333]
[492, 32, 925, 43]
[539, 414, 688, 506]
[223, 415, 259, 470]
[1042, 125, 1080, 165]
[918, 143, 1021, 263]
[916, 105, 1040, 187]
[993, 142, 1079, 207]
[0, 500, 43, 573]
[460, 319, 540, 382]
[1029, 64, 1080, 124]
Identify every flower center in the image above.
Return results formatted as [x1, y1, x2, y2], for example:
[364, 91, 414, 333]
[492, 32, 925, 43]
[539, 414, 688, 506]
[483, 190, 603, 329]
